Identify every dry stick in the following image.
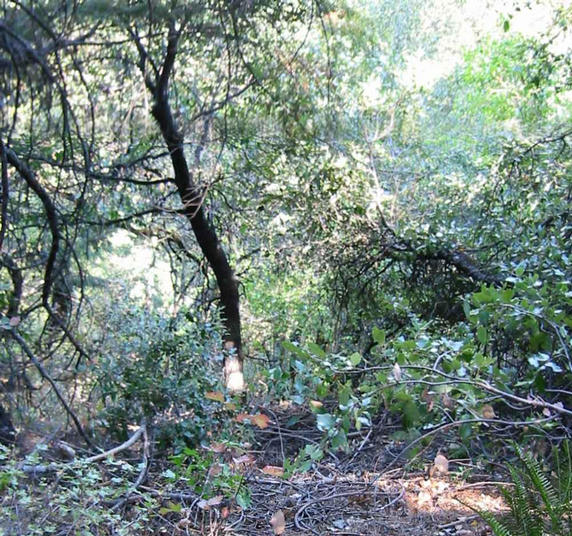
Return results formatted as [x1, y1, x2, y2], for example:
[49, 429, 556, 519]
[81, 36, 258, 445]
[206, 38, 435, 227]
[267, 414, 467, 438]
[111, 425, 150, 511]
[85, 424, 146, 462]
[344, 427, 373, 468]
[438, 515, 480, 529]
[264, 408, 285, 466]
[13, 423, 147, 474]
[10, 329, 94, 448]
[454, 481, 515, 492]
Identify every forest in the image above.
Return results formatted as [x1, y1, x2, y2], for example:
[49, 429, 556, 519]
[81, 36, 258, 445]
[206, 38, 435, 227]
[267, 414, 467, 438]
[0, 0, 570, 534]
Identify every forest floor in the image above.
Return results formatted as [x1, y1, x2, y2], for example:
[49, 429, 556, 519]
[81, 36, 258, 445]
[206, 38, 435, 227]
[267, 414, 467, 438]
[215, 403, 507, 536]
[2, 403, 509, 536]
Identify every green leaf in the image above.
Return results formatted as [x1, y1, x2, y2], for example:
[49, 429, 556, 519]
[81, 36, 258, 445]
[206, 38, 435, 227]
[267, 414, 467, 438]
[316, 413, 336, 431]
[331, 429, 348, 450]
[282, 341, 308, 359]
[316, 382, 329, 398]
[159, 501, 182, 514]
[307, 342, 326, 358]
[372, 327, 386, 345]
[349, 352, 362, 367]
[338, 384, 352, 406]
[236, 489, 251, 509]
[304, 444, 324, 461]
[402, 401, 420, 429]
[162, 469, 177, 479]
[463, 301, 472, 320]
[477, 326, 488, 345]
[459, 423, 473, 441]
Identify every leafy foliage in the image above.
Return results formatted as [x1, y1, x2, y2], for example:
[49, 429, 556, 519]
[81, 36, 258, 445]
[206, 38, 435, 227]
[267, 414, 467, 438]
[0, 2, 570, 533]
[94, 307, 226, 448]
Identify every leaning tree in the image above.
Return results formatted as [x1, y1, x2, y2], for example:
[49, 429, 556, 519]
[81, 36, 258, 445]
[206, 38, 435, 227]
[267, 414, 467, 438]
[0, 0, 318, 441]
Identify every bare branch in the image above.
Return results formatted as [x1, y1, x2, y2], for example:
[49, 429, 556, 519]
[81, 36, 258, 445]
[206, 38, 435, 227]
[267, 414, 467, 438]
[9, 330, 94, 448]
[5, 147, 60, 304]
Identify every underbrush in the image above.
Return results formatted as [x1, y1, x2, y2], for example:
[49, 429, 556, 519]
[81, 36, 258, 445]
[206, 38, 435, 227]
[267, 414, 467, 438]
[92, 306, 231, 450]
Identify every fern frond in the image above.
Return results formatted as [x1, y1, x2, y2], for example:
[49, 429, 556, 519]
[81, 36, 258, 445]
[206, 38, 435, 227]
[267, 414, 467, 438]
[477, 509, 515, 536]
[521, 449, 563, 532]
[504, 465, 543, 536]
[459, 498, 516, 536]
[555, 440, 572, 505]
[479, 442, 572, 536]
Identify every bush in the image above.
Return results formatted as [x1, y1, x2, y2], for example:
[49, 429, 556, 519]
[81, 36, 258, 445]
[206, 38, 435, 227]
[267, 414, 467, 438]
[94, 306, 227, 449]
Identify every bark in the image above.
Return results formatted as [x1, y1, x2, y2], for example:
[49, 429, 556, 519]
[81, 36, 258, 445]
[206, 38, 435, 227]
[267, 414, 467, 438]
[0, 253, 22, 318]
[140, 26, 243, 390]
[417, 248, 504, 286]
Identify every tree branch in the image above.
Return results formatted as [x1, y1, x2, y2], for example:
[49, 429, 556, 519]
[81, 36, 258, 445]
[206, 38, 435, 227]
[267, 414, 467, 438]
[8, 330, 94, 448]
[0, 139, 8, 251]
[5, 147, 60, 304]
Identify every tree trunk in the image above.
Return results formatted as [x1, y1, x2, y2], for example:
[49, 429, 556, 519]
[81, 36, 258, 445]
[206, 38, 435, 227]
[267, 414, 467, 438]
[145, 30, 244, 391]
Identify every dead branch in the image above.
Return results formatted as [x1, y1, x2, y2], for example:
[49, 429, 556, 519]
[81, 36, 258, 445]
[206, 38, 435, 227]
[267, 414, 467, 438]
[7, 423, 147, 475]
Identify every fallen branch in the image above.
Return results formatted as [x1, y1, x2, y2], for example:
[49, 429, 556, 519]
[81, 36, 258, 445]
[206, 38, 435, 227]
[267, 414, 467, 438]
[6, 423, 147, 475]
[85, 423, 146, 463]
[110, 425, 150, 510]
[336, 364, 572, 417]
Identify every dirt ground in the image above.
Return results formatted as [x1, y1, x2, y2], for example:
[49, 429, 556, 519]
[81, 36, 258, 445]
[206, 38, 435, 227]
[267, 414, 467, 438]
[149, 405, 507, 535]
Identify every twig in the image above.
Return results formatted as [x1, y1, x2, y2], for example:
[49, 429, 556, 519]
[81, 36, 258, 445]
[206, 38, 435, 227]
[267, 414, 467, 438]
[454, 481, 514, 492]
[294, 487, 402, 534]
[264, 408, 285, 466]
[438, 515, 480, 529]
[85, 424, 146, 463]
[344, 427, 373, 468]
